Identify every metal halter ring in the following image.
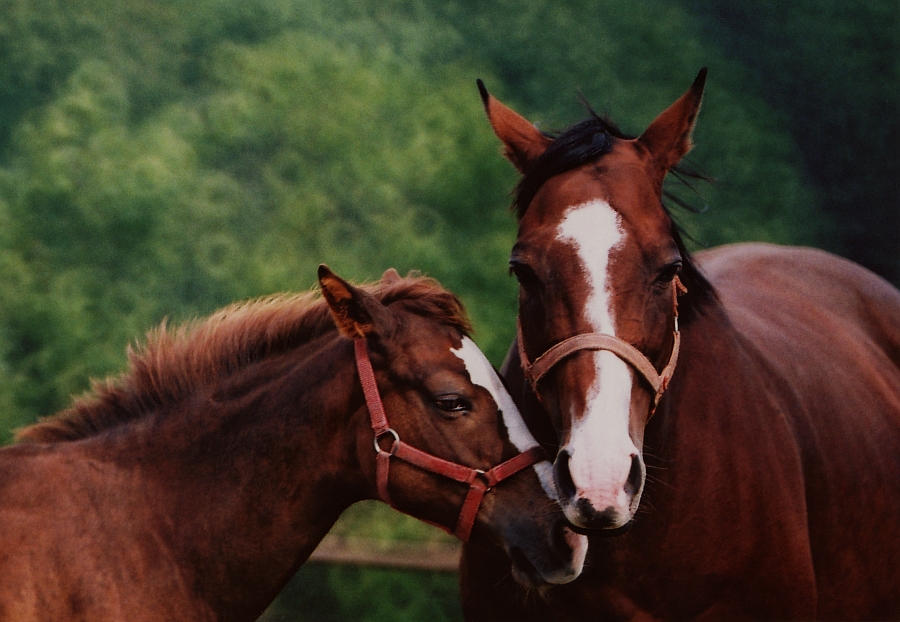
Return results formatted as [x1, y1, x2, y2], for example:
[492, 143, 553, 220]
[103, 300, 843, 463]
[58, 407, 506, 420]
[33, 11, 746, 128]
[472, 469, 491, 489]
[373, 428, 400, 455]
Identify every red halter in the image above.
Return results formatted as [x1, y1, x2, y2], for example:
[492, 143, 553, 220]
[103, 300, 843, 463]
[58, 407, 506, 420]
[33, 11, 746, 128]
[354, 338, 548, 541]
[518, 277, 686, 414]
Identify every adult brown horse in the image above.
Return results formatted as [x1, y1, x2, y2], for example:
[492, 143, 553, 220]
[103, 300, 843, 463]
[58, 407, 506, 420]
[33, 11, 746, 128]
[460, 71, 900, 620]
[0, 265, 587, 621]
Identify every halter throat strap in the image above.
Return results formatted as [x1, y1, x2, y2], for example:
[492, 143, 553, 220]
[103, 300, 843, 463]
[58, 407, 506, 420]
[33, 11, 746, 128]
[353, 338, 547, 541]
[518, 277, 685, 412]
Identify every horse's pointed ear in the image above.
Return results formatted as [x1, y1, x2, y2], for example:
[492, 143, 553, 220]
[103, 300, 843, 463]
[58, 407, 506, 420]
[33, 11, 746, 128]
[318, 265, 392, 339]
[477, 79, 552, 173]
[380, 268, 402, 285]
[637, 68, 707, 174]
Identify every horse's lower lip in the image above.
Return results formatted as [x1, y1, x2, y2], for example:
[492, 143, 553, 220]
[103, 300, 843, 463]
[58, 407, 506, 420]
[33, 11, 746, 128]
[565, 519, 633, 538]
[507, 546, 543, 586]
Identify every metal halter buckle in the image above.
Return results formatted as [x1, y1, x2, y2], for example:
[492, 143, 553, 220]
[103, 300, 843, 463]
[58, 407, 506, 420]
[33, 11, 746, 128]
[373, 428, 400, 455]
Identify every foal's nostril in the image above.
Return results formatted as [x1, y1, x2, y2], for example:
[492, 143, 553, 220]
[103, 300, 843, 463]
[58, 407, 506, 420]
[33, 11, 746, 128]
[554, 450, 577, 500]
[624, 453, 644, 497]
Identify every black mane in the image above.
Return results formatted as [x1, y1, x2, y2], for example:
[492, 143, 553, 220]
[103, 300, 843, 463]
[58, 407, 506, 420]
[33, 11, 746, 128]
[511, 108, 717, 320]
[512, 112, 627, 219]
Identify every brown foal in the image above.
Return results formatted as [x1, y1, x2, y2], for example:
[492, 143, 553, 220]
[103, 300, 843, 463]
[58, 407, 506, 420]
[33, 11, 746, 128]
[0, 266, 586, 621]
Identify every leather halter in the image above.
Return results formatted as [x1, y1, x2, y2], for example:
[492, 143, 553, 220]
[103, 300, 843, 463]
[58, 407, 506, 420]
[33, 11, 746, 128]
[354, 338, 548, 541]
[518, 277, 686, 413]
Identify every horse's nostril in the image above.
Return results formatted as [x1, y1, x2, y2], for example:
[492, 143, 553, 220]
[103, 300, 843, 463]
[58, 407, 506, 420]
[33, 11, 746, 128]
[624, 453, 643, 497]
[554, 449, 577, 499]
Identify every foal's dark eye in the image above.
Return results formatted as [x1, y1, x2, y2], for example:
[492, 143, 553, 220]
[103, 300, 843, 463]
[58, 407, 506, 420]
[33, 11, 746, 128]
[434, 395, 470, 417]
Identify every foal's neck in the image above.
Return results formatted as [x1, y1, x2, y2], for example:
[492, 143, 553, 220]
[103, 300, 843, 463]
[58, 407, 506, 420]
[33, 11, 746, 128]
[100, 336, 370, 619]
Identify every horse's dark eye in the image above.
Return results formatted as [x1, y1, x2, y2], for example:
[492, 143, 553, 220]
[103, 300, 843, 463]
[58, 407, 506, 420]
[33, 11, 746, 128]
[509, 260, 540, 293]
[656, 261, 682, 284]
[434, 395, 470, 417]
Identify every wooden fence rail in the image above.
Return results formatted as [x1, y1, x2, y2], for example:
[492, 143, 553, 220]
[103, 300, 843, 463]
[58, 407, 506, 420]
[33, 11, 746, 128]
[308, 534, 461, 572]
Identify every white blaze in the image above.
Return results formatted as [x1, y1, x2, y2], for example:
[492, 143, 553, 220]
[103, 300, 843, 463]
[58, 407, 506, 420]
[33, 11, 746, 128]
[451, 337, 557, 499]
[556, 200, 638, 516]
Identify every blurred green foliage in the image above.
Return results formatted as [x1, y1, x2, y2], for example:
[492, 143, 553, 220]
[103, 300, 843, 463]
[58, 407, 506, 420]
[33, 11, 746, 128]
[686, 0, 900, 280]
[259, 562, 461, 622]
[0, 0, 895, 619]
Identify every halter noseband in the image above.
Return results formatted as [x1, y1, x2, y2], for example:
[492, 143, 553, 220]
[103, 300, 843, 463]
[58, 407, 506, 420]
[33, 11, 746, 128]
[353, 338, 548, 541]
[518, 277, 686, 414]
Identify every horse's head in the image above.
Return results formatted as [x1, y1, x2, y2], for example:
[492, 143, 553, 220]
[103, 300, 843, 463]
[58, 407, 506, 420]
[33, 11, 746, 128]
[479, 71, 706, 531]
[318, 266, 586, 586]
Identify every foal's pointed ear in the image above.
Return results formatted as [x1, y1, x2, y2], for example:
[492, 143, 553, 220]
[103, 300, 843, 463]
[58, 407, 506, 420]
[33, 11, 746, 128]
[380, 267, 403, 285]
[637, 68, 707, 174]
[318, 265, 392, 339]
[477, 79, 552, 173]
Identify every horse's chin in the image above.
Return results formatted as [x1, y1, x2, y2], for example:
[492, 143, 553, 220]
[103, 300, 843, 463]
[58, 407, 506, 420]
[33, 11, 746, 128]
[565, 519, 633, 538]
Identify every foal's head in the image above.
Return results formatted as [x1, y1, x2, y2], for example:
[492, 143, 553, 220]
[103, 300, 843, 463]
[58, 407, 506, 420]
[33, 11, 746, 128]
[479, 72, 710, 531]
[319, 266, 586, 585]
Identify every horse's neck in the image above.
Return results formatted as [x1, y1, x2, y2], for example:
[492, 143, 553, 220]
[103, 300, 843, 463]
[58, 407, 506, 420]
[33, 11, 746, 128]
[90, 337, 368, 617]
[644, 304, 764, 473]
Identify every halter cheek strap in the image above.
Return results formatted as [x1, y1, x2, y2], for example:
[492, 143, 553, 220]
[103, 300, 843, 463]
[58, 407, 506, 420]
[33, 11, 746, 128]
[518, 277, 685, 414]
[354, 338, 548, 541]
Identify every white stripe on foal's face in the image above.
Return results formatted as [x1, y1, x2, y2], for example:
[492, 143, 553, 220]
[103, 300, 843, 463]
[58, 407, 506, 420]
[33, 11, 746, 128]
[556, 200, 641, 525]
[453, 336, 588, 582]
[451, 337, 557, 499]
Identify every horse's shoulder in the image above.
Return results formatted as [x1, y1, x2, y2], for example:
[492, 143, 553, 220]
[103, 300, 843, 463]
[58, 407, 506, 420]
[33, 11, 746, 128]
[687, 242, 900, 464]
[679, 243, 900, 453]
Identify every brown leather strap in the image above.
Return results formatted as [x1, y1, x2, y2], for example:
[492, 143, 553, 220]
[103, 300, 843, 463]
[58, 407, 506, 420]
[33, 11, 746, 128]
[354, 338, 549, 541]
[517, 278, 685, 411]
[521, 328, 666, 393]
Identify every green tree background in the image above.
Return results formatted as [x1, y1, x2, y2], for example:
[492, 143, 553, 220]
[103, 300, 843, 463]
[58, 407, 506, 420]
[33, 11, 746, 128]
[0, 1, 896, 619]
